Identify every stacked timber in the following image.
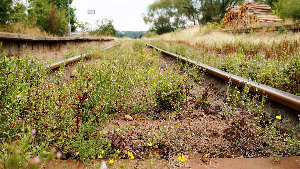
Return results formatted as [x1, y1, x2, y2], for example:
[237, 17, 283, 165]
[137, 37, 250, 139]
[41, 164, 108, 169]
[222, 1, 282, 28]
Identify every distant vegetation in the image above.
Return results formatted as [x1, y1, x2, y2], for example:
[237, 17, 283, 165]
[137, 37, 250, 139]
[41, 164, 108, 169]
[143, 0, 244, 34]
[0, 0, 77, 36]
[143, 0, 300, 34]
[117, 31, 148, 39]
[90, 18, 118, 37]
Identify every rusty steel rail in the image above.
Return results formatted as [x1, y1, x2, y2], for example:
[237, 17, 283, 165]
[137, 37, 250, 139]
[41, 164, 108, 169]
[45, 45, 116, 70]
[146, 44, 300, 111]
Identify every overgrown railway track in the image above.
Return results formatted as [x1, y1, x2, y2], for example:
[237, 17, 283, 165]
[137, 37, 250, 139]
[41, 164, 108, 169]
[44, 45, 116, 70]
[146, 44, 300, 112]
[43, 42, 300, 111]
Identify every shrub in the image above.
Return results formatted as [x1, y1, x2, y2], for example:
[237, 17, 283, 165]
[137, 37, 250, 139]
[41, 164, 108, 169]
[153, 80, 186, 110]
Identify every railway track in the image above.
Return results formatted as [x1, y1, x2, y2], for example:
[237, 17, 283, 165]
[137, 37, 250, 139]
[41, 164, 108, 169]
[43, 42, 299, 111]
[146, 44, 300, 112]
[44, 45, 116, 70]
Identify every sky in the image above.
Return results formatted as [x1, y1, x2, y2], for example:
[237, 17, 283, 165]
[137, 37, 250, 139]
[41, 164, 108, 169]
[72, 0, 156, 31]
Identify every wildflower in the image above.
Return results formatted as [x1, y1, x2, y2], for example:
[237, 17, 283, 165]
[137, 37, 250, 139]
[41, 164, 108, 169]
[147, 142, 153, 147]
[276, 115, 282, 120]
[56, 152, 62, 159]
[101, 161, 108, 169]
[31, 129, 37, 135]
[75, 152, 79, 157]
[127, 151, 134, 159]
[115, 149, 121, 154]
[109, 159, 114, 164]
[178, 154, 187, 163]
[33, 156, 41, 164]
[98, 154, 103, 159]
[51, 147, 56, 152]
[108, 143, 111, 147]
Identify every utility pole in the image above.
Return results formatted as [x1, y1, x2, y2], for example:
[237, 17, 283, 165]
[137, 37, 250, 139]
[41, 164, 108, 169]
[68, 0, 71, 36]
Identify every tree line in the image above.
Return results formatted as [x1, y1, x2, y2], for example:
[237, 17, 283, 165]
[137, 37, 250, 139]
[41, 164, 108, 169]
[0, 0, 76, 36]
[143, 0, 300, 34]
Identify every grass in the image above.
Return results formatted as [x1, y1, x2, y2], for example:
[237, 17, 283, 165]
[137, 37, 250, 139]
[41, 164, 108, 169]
[0, 40, 190, 167]
[0, 23, 50, 36]
[0, 38, 299, 168]
[148, 28, 300, 95]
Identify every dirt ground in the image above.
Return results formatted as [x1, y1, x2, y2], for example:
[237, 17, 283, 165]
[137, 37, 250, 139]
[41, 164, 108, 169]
[44, 156, 300, 169]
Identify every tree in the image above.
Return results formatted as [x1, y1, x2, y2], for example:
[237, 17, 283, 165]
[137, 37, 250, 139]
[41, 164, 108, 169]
[256, 0, 300, 20]
[28, 0, 77, 34]
[174, 0, 202, 25]
[143, 0, 186, 34]
[144, 0, 243, 34]
[28, 0, 68, 36]
[47, 0, 77, 31]
[279, 0, 300, 20]
[11, 1, 27, 23]
[92, 19, 117, 36]
[0, 0, 13, 24]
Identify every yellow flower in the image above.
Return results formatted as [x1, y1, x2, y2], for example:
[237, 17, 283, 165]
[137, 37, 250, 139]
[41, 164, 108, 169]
[128, 151, 134, 159]
[98, 155, 103, 159]
[109, 159, 114, 164]
[178, 154, 187, 163]
[75, 152, 79, 157]
[276, 115, 282, 120]
[115, 149, 121, 154]
[147, 142, 153, 147]
[108, 143, 111, 147]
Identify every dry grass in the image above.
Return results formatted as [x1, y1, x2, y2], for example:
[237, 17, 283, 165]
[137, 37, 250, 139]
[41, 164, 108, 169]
[0, 23, 50, 36]
[160, 25, 300, 47]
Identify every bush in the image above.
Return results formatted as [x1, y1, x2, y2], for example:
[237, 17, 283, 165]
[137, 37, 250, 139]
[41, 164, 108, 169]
[28, 0, 68, 36]
[91, 18, 117, 37]
[275, 0, 300, 20]
[153, 79, 186, 110]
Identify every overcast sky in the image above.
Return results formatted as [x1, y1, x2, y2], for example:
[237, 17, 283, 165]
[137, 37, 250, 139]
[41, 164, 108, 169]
[72, 0, 156, 31]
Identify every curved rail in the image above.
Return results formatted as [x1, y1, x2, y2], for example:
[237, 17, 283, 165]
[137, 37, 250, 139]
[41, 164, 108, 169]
[45, 45, 116, 70]
[146, 44, 300, 111]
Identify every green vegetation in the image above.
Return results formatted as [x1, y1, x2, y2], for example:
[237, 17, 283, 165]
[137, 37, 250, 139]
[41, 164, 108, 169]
[0, 0, 77, 36]
[143, 0, 244, 34]
[117, 31, 147, 39]
[1, 38, 299, 167]
[0, 41, 190, 166]
[91, 18, 117, 37]
[258, 0, 300, 20]
[0, 0, 13, 24]
[153, 28, 300, 95]
[144, 0, 300, 34]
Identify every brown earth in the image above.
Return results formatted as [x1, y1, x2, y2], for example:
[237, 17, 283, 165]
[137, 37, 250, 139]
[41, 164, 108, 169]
[43, 156, 300, 169]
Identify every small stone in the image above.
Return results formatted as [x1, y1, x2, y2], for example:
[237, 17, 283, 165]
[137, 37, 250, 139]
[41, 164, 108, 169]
[202, 153, 210, 163]
[125, 115, 134, 121]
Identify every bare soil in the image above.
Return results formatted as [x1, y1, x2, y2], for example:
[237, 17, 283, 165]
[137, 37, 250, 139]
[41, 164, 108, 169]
[44, 156, 300, 169]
